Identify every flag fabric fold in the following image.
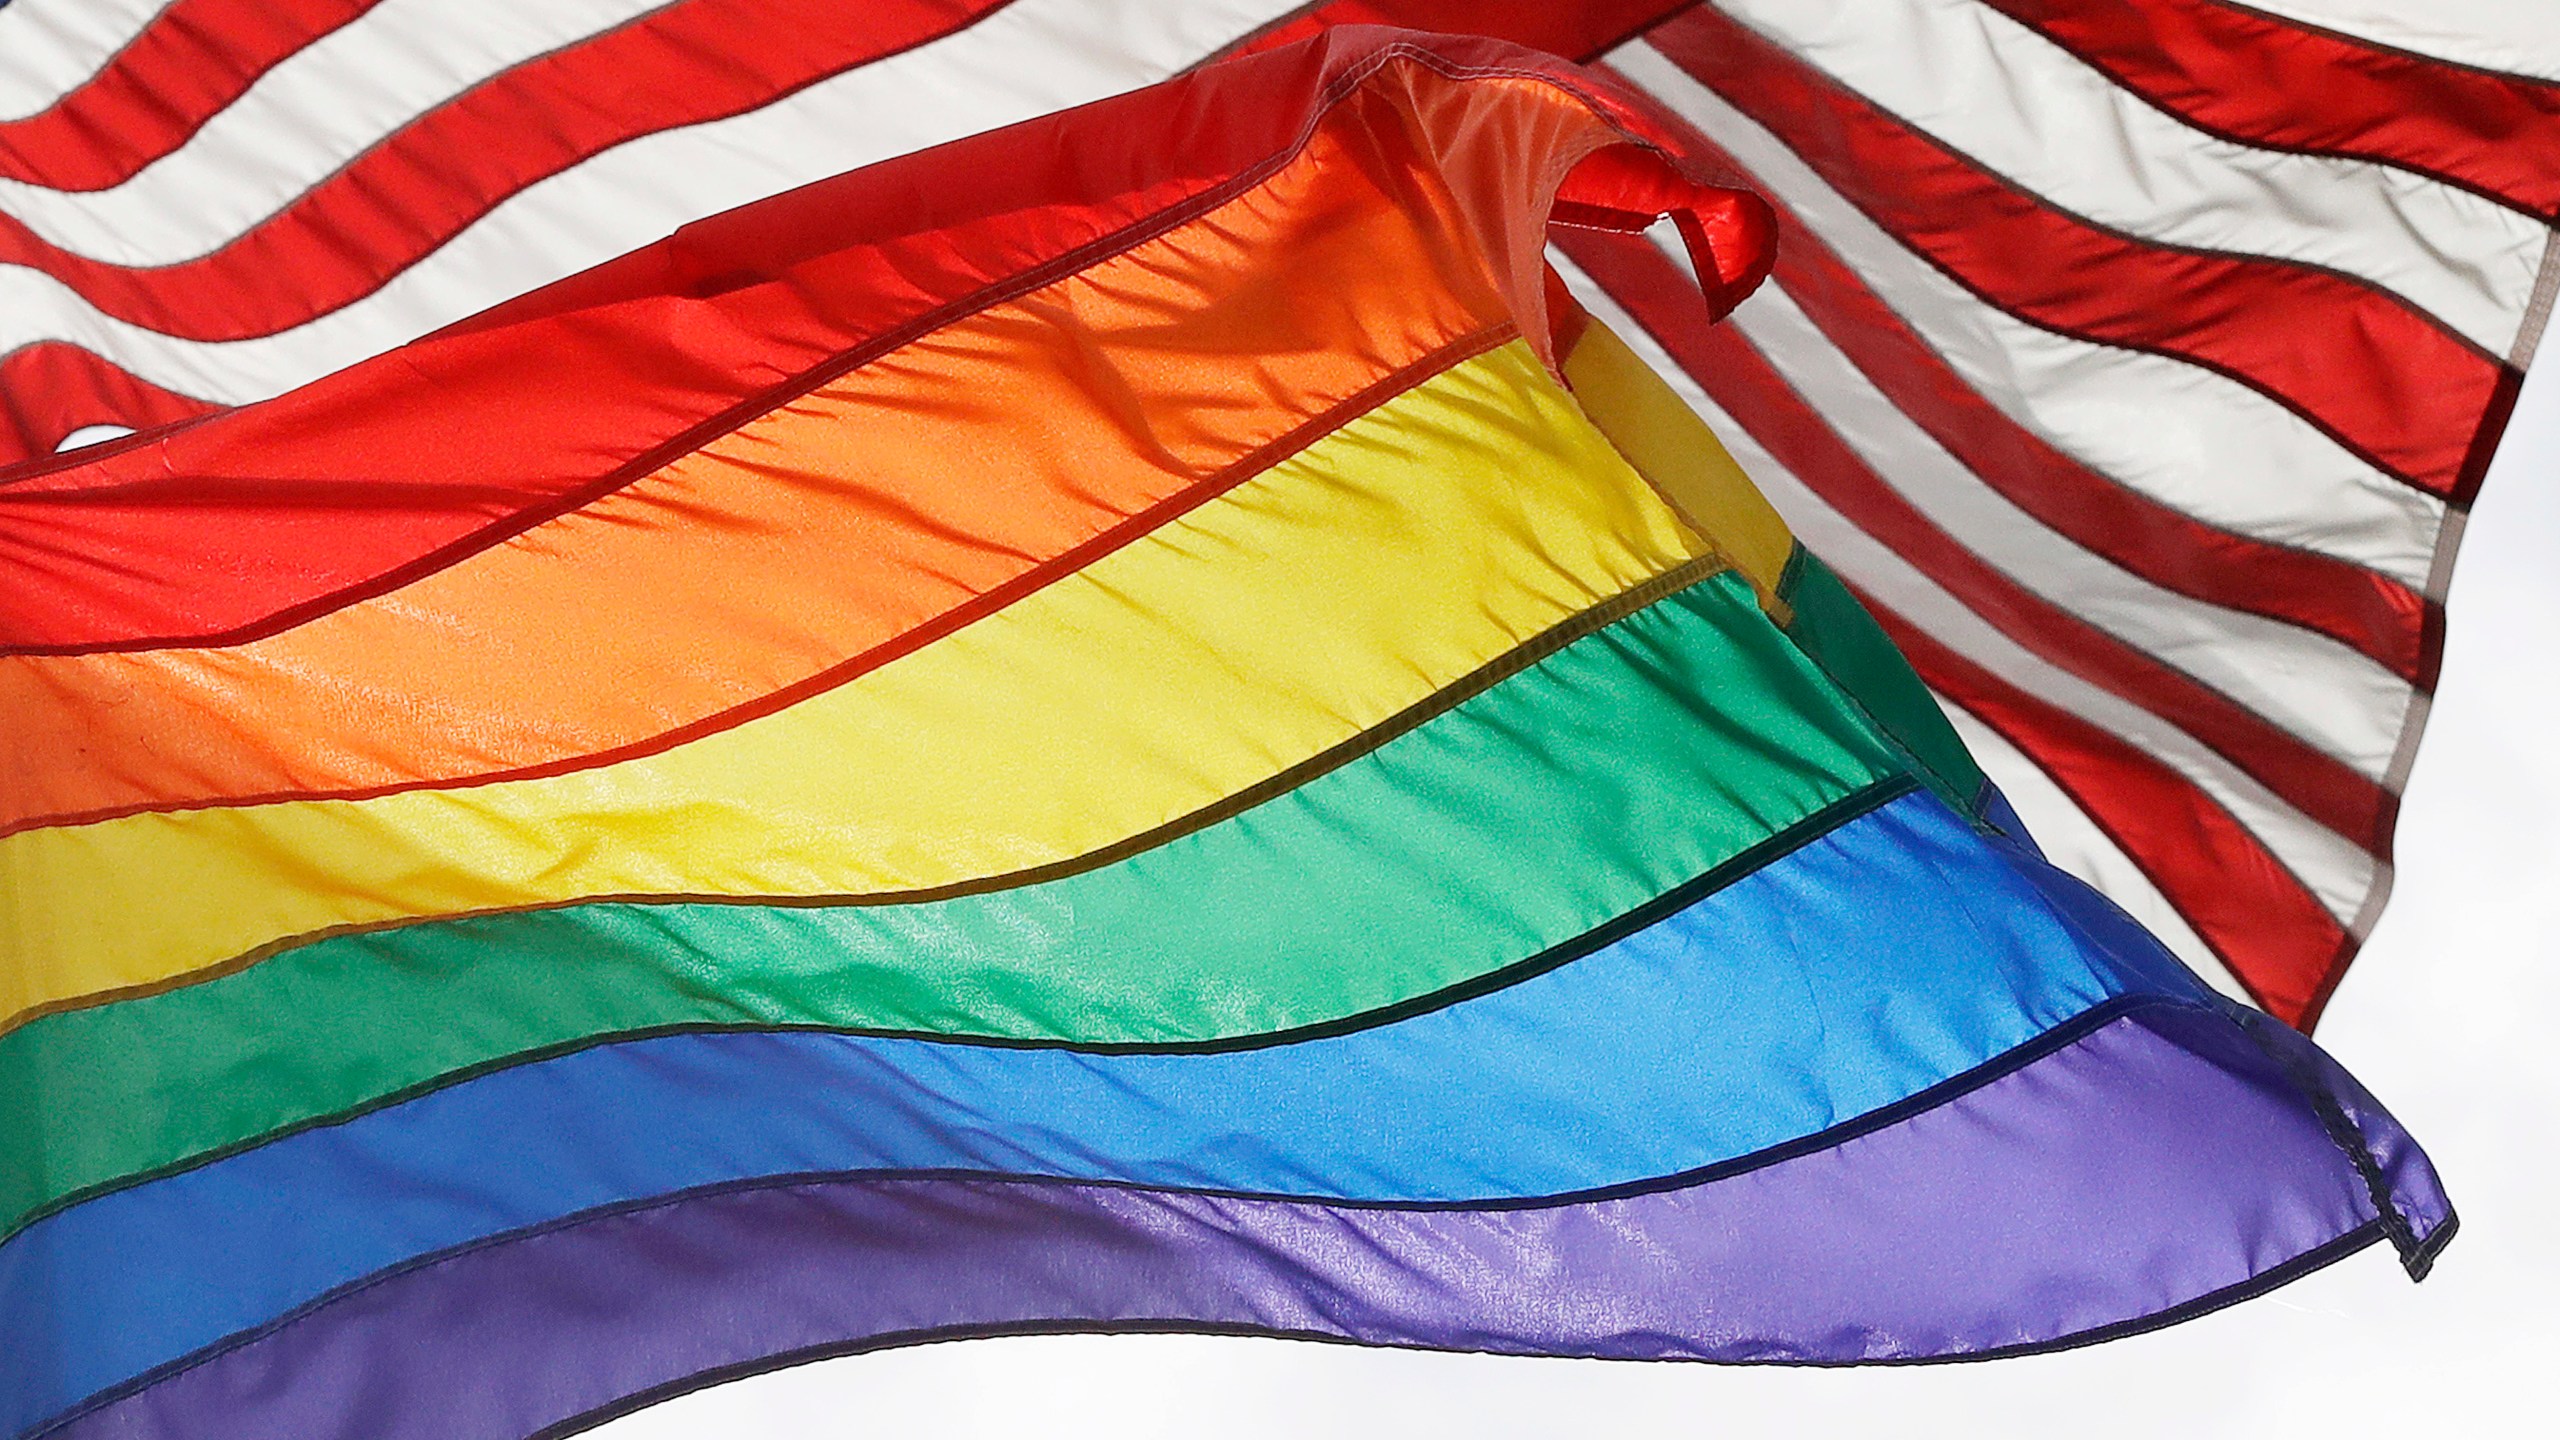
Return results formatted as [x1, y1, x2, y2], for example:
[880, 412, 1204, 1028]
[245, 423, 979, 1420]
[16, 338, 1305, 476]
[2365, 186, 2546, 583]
[0, 18, 2458, 1440]
[11, 1, 2547, 1023]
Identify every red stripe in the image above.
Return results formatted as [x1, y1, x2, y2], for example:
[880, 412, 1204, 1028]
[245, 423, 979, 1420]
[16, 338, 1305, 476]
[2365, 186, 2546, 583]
[0, 0, 1015, 342]
[1562, 224, 2394, 853]
[0, 342, 217, 466]
[0, 0, 380, 190]
[0, 29, 1727, 653]
[1591, 62, 2434, 686]
[1870, 592, 2351, 1027]
[1645, 5, 2504, 497]
[1981, 0, 2560, 220]
[1229, 0, 1698, 63]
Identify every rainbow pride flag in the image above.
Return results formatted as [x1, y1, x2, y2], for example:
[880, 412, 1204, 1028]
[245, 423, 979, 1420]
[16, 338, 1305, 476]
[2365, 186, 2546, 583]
[0, 28, 2451, 1440]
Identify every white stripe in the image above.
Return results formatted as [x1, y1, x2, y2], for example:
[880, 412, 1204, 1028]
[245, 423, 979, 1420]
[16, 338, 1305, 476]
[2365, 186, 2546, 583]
[1713, 0, 2547, 358]
[0, 0, 173, 121]
[1931, 688, 2252, 1001]
[1611, 40, 2451, 592]
[1559, 257, 2381, 926]
[0, 0, 1305, 404]
[0, 0, 672, 265]
[2245, 0, 2560, 84]
[1720, 262, 2417, 782]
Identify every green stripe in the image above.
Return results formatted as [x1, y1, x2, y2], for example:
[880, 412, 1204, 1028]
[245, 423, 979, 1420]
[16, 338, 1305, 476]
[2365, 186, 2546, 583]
[1778, 547, 1987, 817]
[0, 571, 1901, 1240]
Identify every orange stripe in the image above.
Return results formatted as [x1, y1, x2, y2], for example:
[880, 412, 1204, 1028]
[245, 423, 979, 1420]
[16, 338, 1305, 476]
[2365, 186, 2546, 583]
[0, 117, 1511, 835]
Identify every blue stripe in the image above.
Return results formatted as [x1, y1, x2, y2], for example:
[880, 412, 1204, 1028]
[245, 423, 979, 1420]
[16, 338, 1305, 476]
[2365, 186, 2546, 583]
[0, 792, 2206, 1430]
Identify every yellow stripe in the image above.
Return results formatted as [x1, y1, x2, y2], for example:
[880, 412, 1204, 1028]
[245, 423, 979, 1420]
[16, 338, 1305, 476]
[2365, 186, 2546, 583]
[1564, 318, 1794, 619]
[2, 342, 1710, 1023]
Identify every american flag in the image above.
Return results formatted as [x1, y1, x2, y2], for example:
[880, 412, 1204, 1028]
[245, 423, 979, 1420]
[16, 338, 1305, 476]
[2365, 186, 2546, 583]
[2, 0, 2551, 1025]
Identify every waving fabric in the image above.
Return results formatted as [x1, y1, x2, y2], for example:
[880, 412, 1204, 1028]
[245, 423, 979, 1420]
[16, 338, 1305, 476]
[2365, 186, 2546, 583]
[4, 1, 2552, 1029]
[0, 17, 2461, 1440]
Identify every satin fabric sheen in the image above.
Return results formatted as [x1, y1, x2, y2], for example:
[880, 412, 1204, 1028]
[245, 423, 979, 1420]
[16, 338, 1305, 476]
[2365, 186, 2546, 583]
[1, 341, 1708, 1021]
[1, 791, 2209, 1427]
[38, 1005, 2450, 1440]
[0, 570, 1898, 1239]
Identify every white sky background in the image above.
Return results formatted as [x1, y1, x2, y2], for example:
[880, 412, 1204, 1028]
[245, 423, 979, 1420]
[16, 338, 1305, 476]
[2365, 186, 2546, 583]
[595, 5, 2560, 1430]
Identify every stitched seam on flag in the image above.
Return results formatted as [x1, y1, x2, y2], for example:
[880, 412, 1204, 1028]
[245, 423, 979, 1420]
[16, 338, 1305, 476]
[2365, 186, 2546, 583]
[1581, 428, 1786, 622]
[2508, 229, 2560, 370]
[3, 42, 1674, 650]
[1973, 0, 2558, 222]
[28, 994, 2205, 1434]
[1791, 634, 1975, 826]
[2449, 366, 2526, 515]
[3, 770, 1910, 1244]
[1190, 0, 1336, 68]
[0, 323, 1519, 836]
[2213, 0, 2560, 97]
[2227, 1007, 2427, 1272]
[2347, 855, 2401, 953]
[1641, 29, 2492, 500]
[1, 550, 1738, 1039]
[1772, 555, 1985, 829]
[2409, 1204, 2462, 1277]
[526, 1221, 2399, 1438]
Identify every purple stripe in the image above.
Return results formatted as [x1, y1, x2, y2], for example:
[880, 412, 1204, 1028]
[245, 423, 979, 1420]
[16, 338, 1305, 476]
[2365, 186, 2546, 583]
[50, 1004, 2448, 1440]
